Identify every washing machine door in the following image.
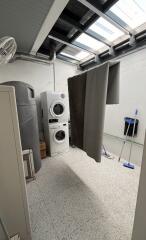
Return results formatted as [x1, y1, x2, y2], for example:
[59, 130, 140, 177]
[54, 129, 66, 143]
[50, 101, 65, 118]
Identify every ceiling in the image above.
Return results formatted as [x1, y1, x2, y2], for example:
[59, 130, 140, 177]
[38, 0, 146, 69]
[0, 0, 55, 52]
[0, 0, 146, 68]
[38, 0, 118, 58]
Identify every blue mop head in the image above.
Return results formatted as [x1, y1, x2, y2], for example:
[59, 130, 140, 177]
[123, 162, 135, 169]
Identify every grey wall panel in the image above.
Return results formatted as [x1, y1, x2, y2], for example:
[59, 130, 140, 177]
[68, 73, 87, 149]
[0, 0, 54, 52]
[106, 62, 120, 104]
[68, 61, 120, 162]
[83, 63, 109, 162]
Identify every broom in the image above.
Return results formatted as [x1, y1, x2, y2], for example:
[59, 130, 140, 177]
[123, 109, 138, 169]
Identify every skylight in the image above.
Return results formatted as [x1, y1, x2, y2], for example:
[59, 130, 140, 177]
[61, 46, 94, 61]
[107, 0, 146, 30]
[74, 33, 108, 52]
[87, 17, 124, 43]
[60, 0, 146, 64]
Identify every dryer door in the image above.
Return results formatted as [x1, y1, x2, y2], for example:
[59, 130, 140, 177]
[50, 101, 65, 118]
[54, 129, 66, 143]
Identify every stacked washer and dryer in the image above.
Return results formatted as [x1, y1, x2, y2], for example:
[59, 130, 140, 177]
[40, 91, 69, 157]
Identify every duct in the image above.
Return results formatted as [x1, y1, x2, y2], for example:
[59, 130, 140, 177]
[13, 51, 56, 65]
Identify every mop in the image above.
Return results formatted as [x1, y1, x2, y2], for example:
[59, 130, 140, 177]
[102, 144, 114, 159]
[118, 118, 132, 162]
[123, 110, 138, 169]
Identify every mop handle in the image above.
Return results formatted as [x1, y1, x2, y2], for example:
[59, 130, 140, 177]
[128, 109, 138, 163]
[118, 110, 138, 162]
[124, 111, 137, 142]
[131, 110, 138, 139]
[125, 119, 132, 141]
[118, 117, 132, 162]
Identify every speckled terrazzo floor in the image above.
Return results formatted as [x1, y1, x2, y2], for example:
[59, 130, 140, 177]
[27, 147, 140, 240]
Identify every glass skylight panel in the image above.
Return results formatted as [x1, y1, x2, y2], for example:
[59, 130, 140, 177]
[61, 51, 90, 61]
[61, 46, 94, 61]
[74, 33, 107, 52]
[61, 51, 78, 60]
[88, 17, 124, 42]
[76, 51, 91, 60]
[107, 0, 146, 30]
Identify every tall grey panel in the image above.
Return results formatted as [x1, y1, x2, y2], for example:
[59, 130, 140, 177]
[84, 63, 109, 161]
[68, 61, 120, 162]
[68, 73, 87, 149]
[1, 81, 41, 172]
[106, 62, 120, 104]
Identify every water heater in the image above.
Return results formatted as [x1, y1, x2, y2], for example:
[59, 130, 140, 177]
[2, 81, 41, 172]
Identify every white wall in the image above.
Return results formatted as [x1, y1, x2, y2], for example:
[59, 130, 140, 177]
[104, 48, 146, 165]
[0, 59, 77, 96]
[0, 58, 77, 139]
[0, 50, 145, 165]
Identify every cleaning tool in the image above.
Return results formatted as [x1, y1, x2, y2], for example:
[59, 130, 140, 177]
[102, 144, 114, 159]
[118, 118, 132, 162]
[118, 110, 138, 162]
[123, 109, 138, 169]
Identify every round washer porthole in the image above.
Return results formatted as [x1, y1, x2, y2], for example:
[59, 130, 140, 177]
[54, 130, 66, 143]
[50, 101, 65, 117]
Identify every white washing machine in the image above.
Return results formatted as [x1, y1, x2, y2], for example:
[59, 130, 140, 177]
[48, 122, 69, 156]
[41, 91, 69, 124]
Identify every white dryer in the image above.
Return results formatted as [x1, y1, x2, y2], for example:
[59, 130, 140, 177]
[41, 91, 69, 124]
[48, 122, 69, 157]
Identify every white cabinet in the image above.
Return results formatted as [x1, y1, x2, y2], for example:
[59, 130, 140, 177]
[0, 86, 31, 240]
[132, 131, 146, 240]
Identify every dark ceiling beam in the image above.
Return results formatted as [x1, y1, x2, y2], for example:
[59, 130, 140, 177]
[77, 0, 131, 35]
[83, 0, 103, 11]
[56, 12, 98, 55]
[56, 44, 68, 55]
[60, 13, 111, 47]
[56, 1, 124, 55]
[82, 13, 98, 29]
[48, 32, 97, 55]
[103, 0, 119, 11]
